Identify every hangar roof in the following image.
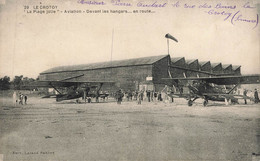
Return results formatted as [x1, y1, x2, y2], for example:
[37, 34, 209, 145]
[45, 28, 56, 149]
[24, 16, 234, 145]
[186, 59, 198, 64]
[232, 65, 241, 70]
[171, 57, 184, 63]
[222, 64, 232, 69]
[211, 63, 222, 68]
[41, 55, 168, 74]
[199, 61, 210, 66]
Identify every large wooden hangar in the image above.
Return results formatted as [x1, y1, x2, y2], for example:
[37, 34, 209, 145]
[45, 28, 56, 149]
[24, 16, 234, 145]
[39, 55, 241, 92]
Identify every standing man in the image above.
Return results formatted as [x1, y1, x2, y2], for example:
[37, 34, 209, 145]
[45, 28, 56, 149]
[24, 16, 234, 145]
[147, 90, 151, 102]
[96, 89, 99, 103]
[24, 95, 28, 105]
[134, 91, 138, 100]
[254, 89, 259, 103]
[19, 93, 24, 105]
[83, 90, 87, 103]
[140, 90, 144, 101]
[158, 92, 162, 101]
[143, 90, 147, 101]
[127, 90, 131, 101]
[137, 90, 142, 105]
[154, 91, 157, 101]
[115, 89, 124, 104]
[150, 90, 154, 102]
[243, 89, 248, 104]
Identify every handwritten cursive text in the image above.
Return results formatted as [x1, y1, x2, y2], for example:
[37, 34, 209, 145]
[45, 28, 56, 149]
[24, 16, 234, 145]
[137, 1, 167, 8]
[78, 0, 106, 5]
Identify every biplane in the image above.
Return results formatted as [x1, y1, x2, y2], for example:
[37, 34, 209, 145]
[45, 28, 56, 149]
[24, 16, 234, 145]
[164, 74, 260, 106]
[28, 74, 113, 102]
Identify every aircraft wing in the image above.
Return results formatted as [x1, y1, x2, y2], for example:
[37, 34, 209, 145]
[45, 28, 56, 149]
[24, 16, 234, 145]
[26, 80, 78, 88]
[25, 73, 114, 88]
[27, 80, 115, 88]
[163, 74, 260, 85]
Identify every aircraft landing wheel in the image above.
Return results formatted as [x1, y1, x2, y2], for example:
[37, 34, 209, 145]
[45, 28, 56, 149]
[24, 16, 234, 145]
[203, 100, 208, 107]
[188, 100, 193, 106]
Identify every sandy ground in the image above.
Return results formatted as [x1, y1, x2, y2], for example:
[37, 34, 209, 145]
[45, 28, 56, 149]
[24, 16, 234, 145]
[0, 96, 259, 161]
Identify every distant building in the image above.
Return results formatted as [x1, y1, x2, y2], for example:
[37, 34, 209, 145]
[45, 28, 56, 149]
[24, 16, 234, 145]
[39, 55, 171, 92]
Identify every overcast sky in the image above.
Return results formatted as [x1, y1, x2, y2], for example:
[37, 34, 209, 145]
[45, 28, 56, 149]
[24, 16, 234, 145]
[0, 0, 259, 79]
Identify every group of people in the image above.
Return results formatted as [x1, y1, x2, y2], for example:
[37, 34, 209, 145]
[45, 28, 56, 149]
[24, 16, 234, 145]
[12, 91, 28, 106]
[114, 86, 260, 105]
[243, 88, 259, 104]
[114, 85, 176, 105]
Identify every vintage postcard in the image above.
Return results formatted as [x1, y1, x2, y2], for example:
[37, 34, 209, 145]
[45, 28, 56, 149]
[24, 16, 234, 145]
[0, 0, 259, 161]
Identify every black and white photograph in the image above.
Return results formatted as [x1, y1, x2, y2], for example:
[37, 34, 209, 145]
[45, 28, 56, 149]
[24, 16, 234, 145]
[0, 0, 260, 160]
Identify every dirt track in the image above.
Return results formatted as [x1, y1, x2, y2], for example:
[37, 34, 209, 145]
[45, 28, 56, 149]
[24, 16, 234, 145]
[0, 97, 259, 161]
